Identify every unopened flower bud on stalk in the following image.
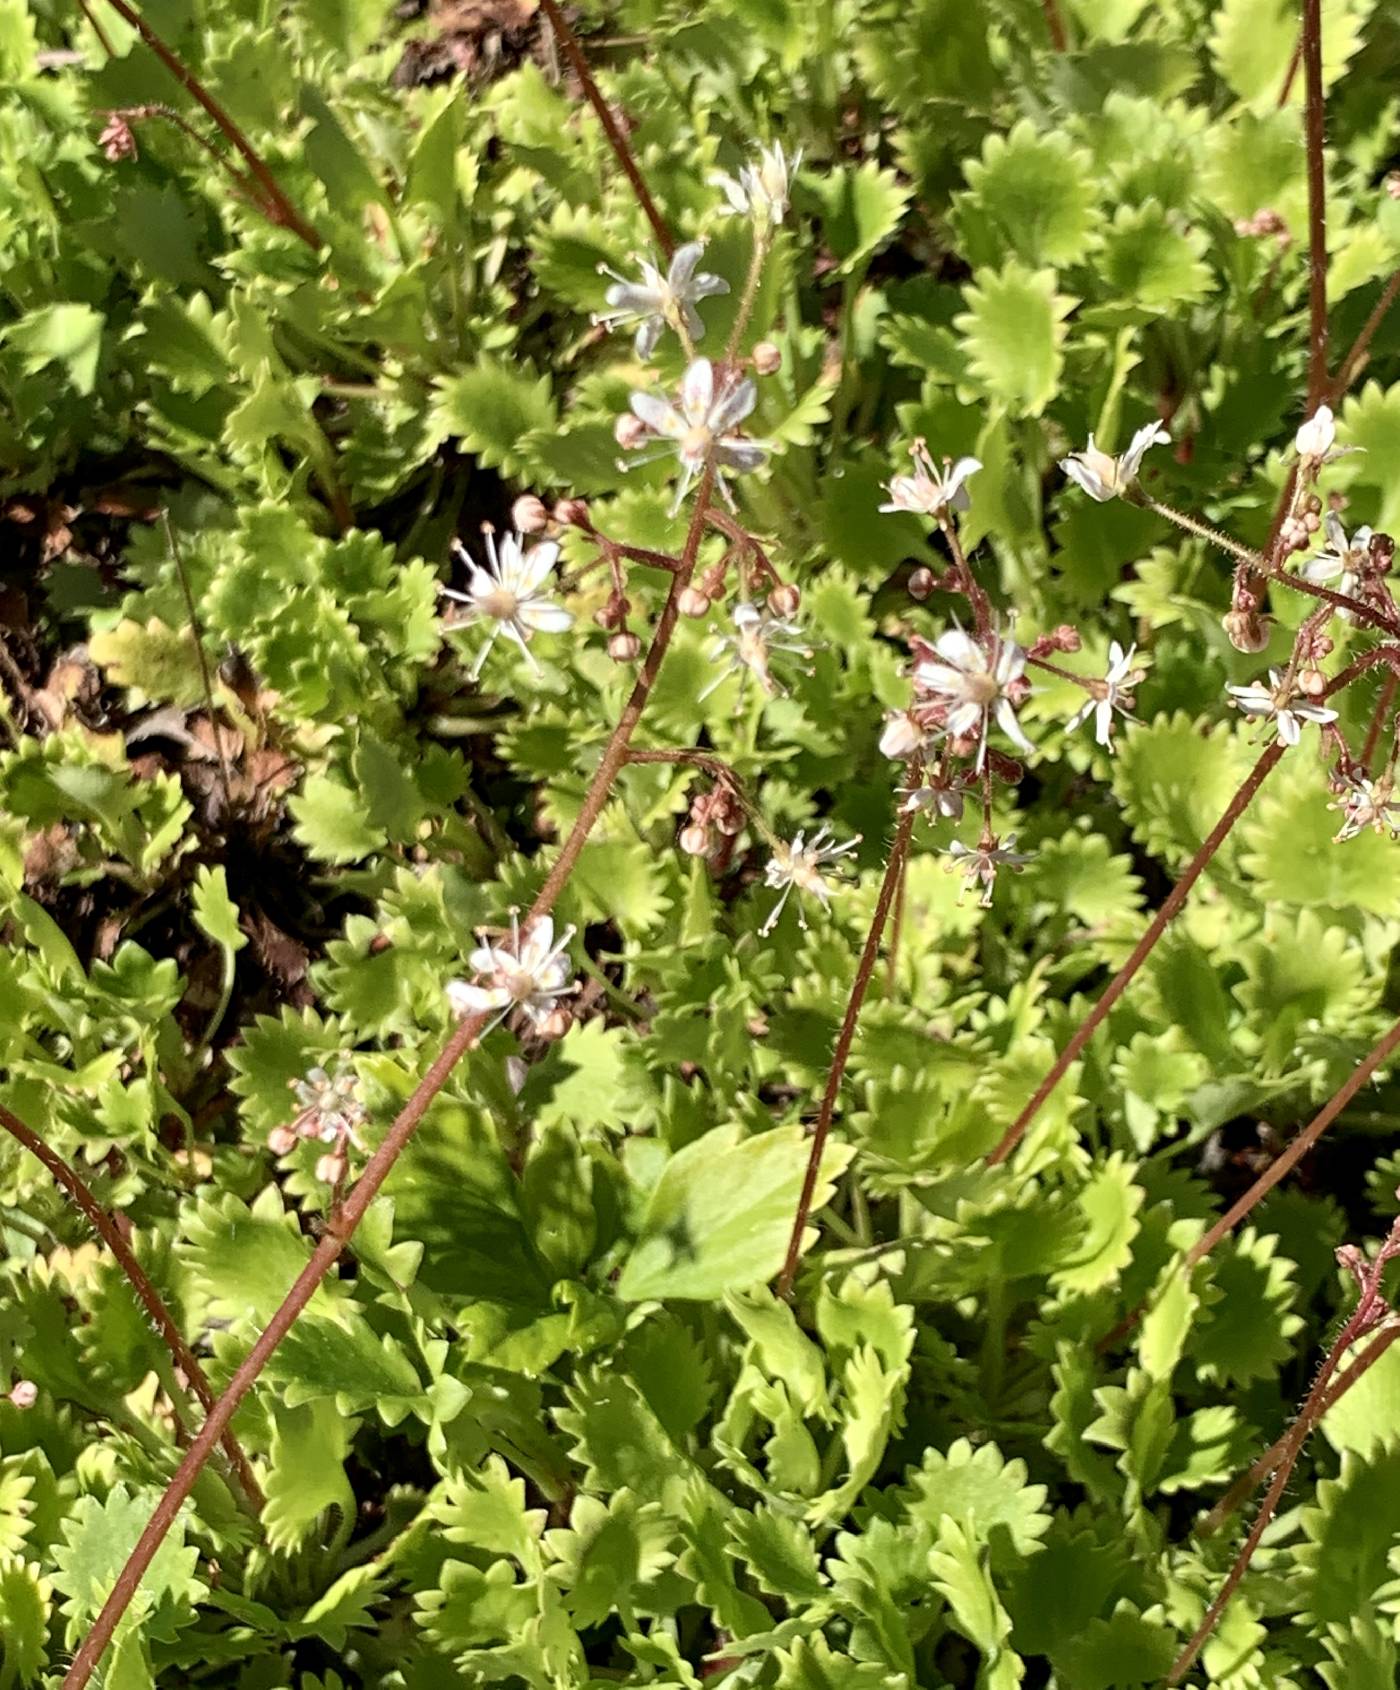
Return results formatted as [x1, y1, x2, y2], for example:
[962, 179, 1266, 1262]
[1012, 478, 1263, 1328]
[537, 1006, 574, 1041]
[315, 1149, 348, 1186]
[614, 412, 648, 451]
[552, 497, 591, 528]
[9, 1380, 37, 1409]
[678, 586, 712, 618]
[1223, 607, 1270, 653]
[267, 1125, 299, 1156]
[908, 567, 935, 601]
[511, 494, 549, 534]
[594, 594, 629, 631]
[752, 340, 782, 375]
[767, 582, 800, 618]
[609, 631, 642, 662]
[679, 823, 712, 856]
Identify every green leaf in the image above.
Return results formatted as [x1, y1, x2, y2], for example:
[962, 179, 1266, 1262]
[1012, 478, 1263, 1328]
[289, 771, 388, 865]
[954, 263, 1073, 418]
[900, 1439, 1051, 1569]
[191, 864, 246, 956]
[812, 163, 910, 275]
[434, 358, 558, 478]
[616, 1124, 853, 1301]
[0, 1559, 48, 1687]
[956, 120, 1100, 268]
[1097, 201, 1212, 310]
[265, 1312, 425, 1420]
[6, 304, 104, 396]
[1050, 1155, 1143, 1296]
[52, 1486, 204, 1636]
[728, 1505, 827, 1602]
[928, 1518, 1022, 1689]
[263, 1399, 355, 1552]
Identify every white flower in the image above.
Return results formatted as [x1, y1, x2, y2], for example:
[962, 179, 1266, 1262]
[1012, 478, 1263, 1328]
[596, 241, 729, 361]
[914, 626, 1032, 768]
[1060, 420, 1170, 502]
[441, 529, 573, 680]
[1300, 513, 1371, 617]
[1330, 774, 1400, 842]
[1066, 641, 1142, 750]
[900, 776, 965, 821]
[1226, 669, 1338, 746]
[711, 142, 801, 226]
[945, 834, 1032, 907]
[880, 440, 981, 518]
[628, 358, 768, 513]
[446, 914, 578, 1032]
[1295, 406, 1336, 461]
[703, 600, 812, 699]
[761, 824, 860, 934]
[290, 1062, 367, 1146]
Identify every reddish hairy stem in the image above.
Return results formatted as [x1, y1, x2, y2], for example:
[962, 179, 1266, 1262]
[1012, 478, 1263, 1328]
[539, 0, 673, 258]
[777, 801, 920, 1299]
[1301, 0, 1329, 404]
[1199, 1322, 1400, 1537]
[987, 742, 1286, 1166]
[1362, 671, 1399, 770]
[1105, 1014, 1400, 1350]
[63, 474, 717, 1689]
[1167, 1240, 1397, 1682]
[1331, 268, 1400, 398]
[1040, 0, 1068, 51]
[0, 1102, 263, 1512]
[92, 0, 321, 249]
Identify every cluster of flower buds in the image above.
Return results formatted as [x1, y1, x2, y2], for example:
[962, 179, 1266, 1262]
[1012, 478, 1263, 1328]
[679, 783, 746, 859]
[1233, 207, 1289, 242]
[594, 586, 642, 662]
[1277, 489, 1326, 559]
[269, 1060, 368, 1187]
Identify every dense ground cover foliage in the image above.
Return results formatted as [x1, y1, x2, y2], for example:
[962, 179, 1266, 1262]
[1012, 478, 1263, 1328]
[6, 0, 1400, 1684]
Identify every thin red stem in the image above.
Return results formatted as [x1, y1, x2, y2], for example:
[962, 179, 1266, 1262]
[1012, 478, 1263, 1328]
[1277, 33, 1303, 105]
[1331, 268, 1400, 397]
[1301, 0, 1329, 404]
[538, 0, 673, 258]
[92, 0, 321, 250]
[1040, 0, 1068, 51]
[777, 801, 919, 1298]
[1199, 1322, 1400, 1536]
[1362, 671, 1399, 770]
[987, 742, 1285, 1166]
[1167, 1231, 1398, 1682]
[0, 1102, 263, 1512]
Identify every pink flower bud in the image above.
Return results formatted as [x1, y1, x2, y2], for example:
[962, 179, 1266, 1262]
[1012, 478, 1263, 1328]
[679, 823, 712, 856]
[767, 582, 800, 618]
[537, 1006, 574, 1041]
[511, 494, 549, 534]
[315, 1150, 348, 1186]
[608, 631, 642, 662]
[1299, 667, 1327, 697]
[594, 594, 629, 630]
[1223, 608, 1270, 653]
[752, 341, 782, 375]
[8, 1380, 37, 1409]
[908, 567, 935, 601]
[267, 1125, 299, 1156]
[552, 497, 591, 528]
[614, 413, 648, 450]
[678, 586, 712, 618]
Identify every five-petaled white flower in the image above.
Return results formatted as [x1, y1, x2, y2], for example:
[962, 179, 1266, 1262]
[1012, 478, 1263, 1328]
[702, 600, 812, 699]
[1060, 420, 1170, 502]
[290, 1061, 367, 1146]
[596, 241, 729, 361]
[629, 358, 768, 513]
[914, 626, 1033, 768]
[446, 914, 578, 1032]
[761, 824, 861, 934]
[900, 775, 966, 821]
[880, 440, 981, 519]
[711, 142, 801, 226]
[1295, 405, 1336, 462]
[1330, 774, 1400, 842]
[1066, 641, 1142, 749]
[1300, 513, 1371, 618]
[945, 834, 1032, 907]
[441, 529, 573, 680]
[1227, 669, 1338, 746]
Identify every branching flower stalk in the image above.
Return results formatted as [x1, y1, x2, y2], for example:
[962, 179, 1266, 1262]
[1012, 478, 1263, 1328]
[0, 1100, 263, 1513]
[62, 73, 786, 1677]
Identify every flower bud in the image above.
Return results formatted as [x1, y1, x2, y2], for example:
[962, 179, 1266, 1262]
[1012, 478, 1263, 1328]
[267, 1125, 299, 1157]
[614, 412, 648, 450]
[511, 494, 549, 534]
[537, 1006, 573, 1041]
[8, 1380, 37, 1410]
[315, 1150, 348, 1186]
[679, 823, 711, 856]
[767, 582, 800, 618]
[678, 586, 712, 618]
[608, 631, 642, 662]
[752, 340, 782, 375]
[1299, 667, 1327, 697]
[1303, 510, 1321, 534]
[552, 497, 591, 528]
[593, 595, 629, 631]
[908, 566, 935, 601]
[1223, 608, 1270, 653]
[1370, 532, 1396, 573]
